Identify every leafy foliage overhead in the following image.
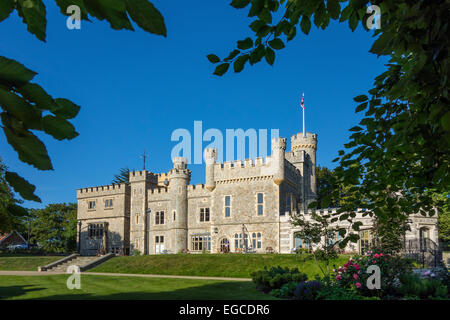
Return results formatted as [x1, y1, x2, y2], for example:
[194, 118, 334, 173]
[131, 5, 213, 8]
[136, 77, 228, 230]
[0, 0, 166, 204]
[210, 0, 449, 242]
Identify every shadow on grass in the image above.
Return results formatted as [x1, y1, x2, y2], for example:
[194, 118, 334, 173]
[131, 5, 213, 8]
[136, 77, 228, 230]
[0, 281, 275, 300]
[0, 285, 45, 299]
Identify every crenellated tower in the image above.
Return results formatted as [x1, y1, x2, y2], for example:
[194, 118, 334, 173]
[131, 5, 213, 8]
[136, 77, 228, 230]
[290, 132, 317, 205]
[271, 137, 286, 185]
[204, 148, 217, 191]
[168, 157, 191, 252]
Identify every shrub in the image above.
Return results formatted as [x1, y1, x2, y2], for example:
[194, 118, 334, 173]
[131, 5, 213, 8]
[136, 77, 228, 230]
[133, 249, 141, 256]
[270, 282, 298, 299]
[314, 249, 338, 261]
[316, 284, 380, 300]
[251, 266, 308, 293]
[397, 273, 448, 299]
[294, 280, 323, 300]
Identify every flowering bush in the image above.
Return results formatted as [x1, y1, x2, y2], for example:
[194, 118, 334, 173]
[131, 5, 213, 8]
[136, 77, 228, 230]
[332, 251, 413, 298]
[293, 280, 323, 300]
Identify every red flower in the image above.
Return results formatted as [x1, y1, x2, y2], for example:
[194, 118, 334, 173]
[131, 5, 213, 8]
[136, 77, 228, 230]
[354, 264, 360, 270]
[336, 275, 342, 281]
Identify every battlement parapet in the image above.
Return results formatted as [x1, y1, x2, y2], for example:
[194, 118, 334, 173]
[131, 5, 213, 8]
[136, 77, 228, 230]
[77, 183, 129, 198]
[291, 132, 317, 151]
[148, 187, 169, 194]
[187, 184, 206, 191]
[214, 156, 277, 182]
[129, 170, 157, 183]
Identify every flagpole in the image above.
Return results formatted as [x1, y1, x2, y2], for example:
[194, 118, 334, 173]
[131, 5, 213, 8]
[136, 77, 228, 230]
[303, 105, 305, 137]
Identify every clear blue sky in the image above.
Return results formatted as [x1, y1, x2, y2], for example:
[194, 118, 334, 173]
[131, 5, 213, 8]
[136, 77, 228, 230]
[0, 1, 388, 209]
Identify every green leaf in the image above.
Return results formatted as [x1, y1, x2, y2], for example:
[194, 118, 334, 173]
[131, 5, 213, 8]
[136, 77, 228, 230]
[237, 37, 253, 50]
[300, 15, 311, 35]
[85, 0, 133, 31]
[206, 54, 221, 63]
[0, 0, 14, 22]
[249, 19, 265, 32]
[213, 63, 230, 76]
[5, 171, 41, 202]
[230, 0, 250, 9]
[0, 56, 37, 85]
[268, 38, 284, 50]
[233, 54, 249, 73]
[441, 111, 450, 131]
[42, 115, 78, 140]
[16, 83, 55, 111]
[326, 0, 340, 20]
[17, 0, 47, 41]
[0, 87, 42, 130]
[353, 95, 368, 102]
[54, 0, 89, 20]
[348, 12, 358, 31]
[125, 0, 166, 36]
[224, 50, 240, 61]
[248, 0, 264, 17]
[349, 126, 363, 132]
[265, 47, 275, 65]
[52, 98, 81, 119]
[2, 124, 53, 170]
[355, 102, 368, 113]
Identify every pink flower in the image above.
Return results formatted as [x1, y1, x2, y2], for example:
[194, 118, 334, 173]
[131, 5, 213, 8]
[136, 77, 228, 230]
[355, 282, 362, 289]
[358, 270, 361, 274]
[354, 264, 360, 270]
[373, 260, 377, 264]
[336, 275, 342, 281]
[379, 253, 383, 256]
[374, 253, 380, 258]
[353, 274, 359, 280]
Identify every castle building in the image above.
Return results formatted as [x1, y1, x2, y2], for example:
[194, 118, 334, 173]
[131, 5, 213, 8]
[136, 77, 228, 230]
[76, 131, 438, 256]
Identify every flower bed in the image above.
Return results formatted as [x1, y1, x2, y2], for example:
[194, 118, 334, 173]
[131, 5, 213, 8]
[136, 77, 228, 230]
[251, 251, 450, 300]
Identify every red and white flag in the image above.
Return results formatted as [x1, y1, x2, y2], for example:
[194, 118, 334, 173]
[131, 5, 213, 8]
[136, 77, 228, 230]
[300, 93, 305, 109]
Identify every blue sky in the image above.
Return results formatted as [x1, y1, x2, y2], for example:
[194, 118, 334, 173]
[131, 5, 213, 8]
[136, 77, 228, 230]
[0, 1, 388, 209]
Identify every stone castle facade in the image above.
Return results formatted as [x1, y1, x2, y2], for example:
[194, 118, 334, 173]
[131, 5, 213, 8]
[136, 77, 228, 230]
[76, 130, 438, 256]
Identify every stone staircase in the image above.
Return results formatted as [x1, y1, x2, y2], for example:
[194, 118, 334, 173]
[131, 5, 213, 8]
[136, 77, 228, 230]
[47, 256, 99, 272]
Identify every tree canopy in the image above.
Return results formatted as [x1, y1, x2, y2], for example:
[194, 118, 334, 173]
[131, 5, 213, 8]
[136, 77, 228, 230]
[209, 0, 449, 246]
[0, 1, 166, 216]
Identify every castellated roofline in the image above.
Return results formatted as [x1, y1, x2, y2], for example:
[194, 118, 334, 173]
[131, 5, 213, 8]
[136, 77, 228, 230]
[215, 156, 268, 170]
[148, 187, 169, 194]
[77, 183, 128, 198]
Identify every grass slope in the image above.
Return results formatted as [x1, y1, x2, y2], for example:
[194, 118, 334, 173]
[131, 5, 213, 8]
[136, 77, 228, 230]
[90, 254, 350, 278]
[0, 275, 275, 300]
[0, 255, 62, 271]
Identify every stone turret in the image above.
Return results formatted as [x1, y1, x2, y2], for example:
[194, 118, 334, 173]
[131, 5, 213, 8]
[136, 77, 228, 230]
[168, 157, 190, 252]
[290, 132, 317, 201]
[271, 137, 286, 185]
[129, 170, 151, 254]
[204, 148, 217, 191]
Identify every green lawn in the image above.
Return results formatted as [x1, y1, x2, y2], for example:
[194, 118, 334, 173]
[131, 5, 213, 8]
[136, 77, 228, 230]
[90, 254, 350, 279]
[0, 275, 275, 300]
[0, 255, 62, 271]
